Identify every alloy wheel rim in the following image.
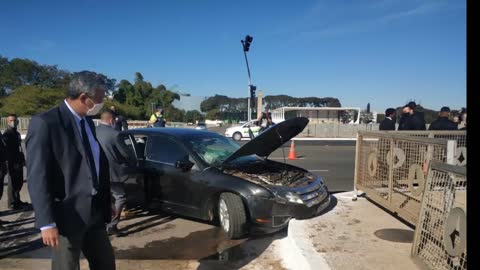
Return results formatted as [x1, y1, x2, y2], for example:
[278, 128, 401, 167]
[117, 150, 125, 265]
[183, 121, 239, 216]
[219, 199, 230, 232]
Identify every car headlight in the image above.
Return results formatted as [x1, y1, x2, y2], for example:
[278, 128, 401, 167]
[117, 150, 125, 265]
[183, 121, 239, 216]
[275, 190, 303, 204]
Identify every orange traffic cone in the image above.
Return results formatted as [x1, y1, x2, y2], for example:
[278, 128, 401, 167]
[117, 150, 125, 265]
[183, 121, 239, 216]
[288, 140, 297, 160]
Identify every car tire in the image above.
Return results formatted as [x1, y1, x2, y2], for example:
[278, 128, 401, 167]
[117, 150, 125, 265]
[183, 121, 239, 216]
[218, 193, 247, 239]
[232, 132, 242, 141]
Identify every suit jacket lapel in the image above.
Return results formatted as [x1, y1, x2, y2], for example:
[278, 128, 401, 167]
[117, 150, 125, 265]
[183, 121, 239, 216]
[59, 102, 87, 159]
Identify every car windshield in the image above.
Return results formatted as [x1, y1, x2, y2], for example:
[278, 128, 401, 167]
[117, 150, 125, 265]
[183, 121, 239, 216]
[185, 134, 242, 166]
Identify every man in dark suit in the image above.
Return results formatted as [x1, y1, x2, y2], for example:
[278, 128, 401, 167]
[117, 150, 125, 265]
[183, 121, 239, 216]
[26, 71, 115, 270]
[429, 107, 458, 130]
[109, 105, 128, 131]
[0, 125, 8, 230]
[3, 114, 28, 210]
[379, 108, 396, 130]
[398, 103, 424, 130]
[407, 102, 426, 130]
[96, 109, 136, 235]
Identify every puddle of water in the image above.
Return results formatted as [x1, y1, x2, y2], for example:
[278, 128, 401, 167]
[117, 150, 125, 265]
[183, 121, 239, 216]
[374, 228, 414, 243]
[114, 227, 248, 261]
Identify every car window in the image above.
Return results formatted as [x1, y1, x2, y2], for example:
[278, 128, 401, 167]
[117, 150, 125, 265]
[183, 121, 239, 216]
[185, 133, 241, 166]
[147, 135, 189, 164]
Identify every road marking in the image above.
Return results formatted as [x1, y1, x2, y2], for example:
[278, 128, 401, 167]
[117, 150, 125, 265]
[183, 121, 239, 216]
[269, 157, 305, 160]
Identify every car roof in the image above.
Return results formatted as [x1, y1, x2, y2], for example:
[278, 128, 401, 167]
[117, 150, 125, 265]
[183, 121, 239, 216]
[122, 127, 219, 139]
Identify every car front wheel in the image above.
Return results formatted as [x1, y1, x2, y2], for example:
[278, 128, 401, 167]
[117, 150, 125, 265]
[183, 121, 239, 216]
[218, 193, 247, 239]
[232, 132, 242, 141]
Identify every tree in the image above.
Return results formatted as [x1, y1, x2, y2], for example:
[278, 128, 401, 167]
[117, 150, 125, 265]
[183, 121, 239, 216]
[110, 72, 180, 120]
[206, 109, 220, 120]
[185, 110, 204, 123]
[0, 85, 65, 116]
[0, 56, 70, 97]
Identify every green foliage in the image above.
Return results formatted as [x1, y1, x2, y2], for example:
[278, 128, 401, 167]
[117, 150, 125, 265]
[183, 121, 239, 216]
[206, 109, 220, 120]
[0, 85, 65, 116]
[184, 110, 204, 123]
[0, 56, 71, 97]
[0, 56, 182, 119]
[112, 72, 180, 120]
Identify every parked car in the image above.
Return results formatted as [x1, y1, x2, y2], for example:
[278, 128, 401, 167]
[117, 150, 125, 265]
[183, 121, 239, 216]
[195, 122, 207, 130]
[120, 117, 330, 239]
[224, 119, 261, 141]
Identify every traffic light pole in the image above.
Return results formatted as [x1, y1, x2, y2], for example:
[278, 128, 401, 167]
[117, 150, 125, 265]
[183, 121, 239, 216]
[242, 42, 253, 121]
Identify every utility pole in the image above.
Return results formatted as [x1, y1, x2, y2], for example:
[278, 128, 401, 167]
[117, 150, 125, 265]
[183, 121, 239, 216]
[241, 35, 256, 121]
[257, 90, 263, 119]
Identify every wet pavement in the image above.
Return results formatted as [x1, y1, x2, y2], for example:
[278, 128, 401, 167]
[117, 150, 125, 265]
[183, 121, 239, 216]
[0, 184, 289, 270]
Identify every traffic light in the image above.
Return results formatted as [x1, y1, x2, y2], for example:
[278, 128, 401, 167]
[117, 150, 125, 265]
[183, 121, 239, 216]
[249, 84, 256, 98]
[243, 35, 253, 52]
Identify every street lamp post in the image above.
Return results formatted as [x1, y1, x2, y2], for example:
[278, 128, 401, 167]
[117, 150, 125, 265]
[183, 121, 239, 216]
[241, 35, 256, 121]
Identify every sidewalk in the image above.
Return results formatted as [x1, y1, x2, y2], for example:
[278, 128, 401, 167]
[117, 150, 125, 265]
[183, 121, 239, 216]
[286, 192, 422, 270]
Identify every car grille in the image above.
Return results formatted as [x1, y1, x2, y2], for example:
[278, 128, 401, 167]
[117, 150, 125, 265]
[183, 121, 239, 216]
[291, 178, 328, 208]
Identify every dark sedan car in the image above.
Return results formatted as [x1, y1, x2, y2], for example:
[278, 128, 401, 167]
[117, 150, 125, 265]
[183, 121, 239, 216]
[120, 117, 330, 239]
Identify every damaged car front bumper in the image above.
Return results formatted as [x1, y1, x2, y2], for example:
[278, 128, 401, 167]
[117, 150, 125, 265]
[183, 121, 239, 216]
[244, 177, 331, 234]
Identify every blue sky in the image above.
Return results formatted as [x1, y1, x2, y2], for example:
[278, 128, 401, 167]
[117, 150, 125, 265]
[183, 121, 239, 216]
[0, 0, 466, 112]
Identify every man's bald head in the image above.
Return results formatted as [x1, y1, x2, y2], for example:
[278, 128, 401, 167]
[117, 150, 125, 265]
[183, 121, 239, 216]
[101, 109, 115, 125]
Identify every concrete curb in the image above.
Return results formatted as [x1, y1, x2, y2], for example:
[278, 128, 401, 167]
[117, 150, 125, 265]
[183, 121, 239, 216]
[284, 191, 357, 270]
[285, 219, 331, 270]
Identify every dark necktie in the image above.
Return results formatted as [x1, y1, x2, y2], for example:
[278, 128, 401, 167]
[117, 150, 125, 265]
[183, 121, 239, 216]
[80, 118, 99, 194]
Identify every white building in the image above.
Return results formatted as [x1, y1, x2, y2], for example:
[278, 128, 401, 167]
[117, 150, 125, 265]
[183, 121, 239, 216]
[270, 107, 361, 124]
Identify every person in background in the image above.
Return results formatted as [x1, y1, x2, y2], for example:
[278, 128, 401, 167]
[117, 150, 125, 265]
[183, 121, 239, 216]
[407, 102, 426, 130]
[109, 105, 128, 131]
[398, 103, 424, 130]
[379, 108, 396, 130]
[256, 110, 275, 133]
[0, 123, 8, 230]
[458, 108, 466, 130]
[3, 114, 28, 210]
[96, 109, 136, 236]
[149, 105, 166, 127]
[429, 107, 458, 130]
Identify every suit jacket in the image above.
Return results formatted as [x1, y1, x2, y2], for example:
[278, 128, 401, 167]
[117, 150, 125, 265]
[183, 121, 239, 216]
[96, 123, 136, 183]
[114, 114, 128, 131]
[2, 127, 25, 164]
[429, 117, 458, 130]
[26, 102, 111, 235]
[379, 118, 396, 131]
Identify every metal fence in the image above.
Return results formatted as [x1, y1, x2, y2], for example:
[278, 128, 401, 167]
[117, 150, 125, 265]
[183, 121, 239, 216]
[354, 131, 456, 225]
[411, 162, 466, 270]
[385, 131, 466, 167]
[1, 117, 190, 134]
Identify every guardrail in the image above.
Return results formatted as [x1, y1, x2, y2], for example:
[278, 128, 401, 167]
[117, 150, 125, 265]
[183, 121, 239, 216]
[411, 162, 466, 270]
[353, 131, 457, 225]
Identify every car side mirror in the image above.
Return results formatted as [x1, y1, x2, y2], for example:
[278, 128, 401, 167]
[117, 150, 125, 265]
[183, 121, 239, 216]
[175, 160, 194, 172]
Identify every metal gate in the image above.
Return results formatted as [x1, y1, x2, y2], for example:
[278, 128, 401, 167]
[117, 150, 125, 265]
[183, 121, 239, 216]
[411, 162, 466, 270]
[353, 131, 456, 225]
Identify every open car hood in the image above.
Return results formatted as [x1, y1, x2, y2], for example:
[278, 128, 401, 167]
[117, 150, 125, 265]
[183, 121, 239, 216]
[222, 117, 309, 165]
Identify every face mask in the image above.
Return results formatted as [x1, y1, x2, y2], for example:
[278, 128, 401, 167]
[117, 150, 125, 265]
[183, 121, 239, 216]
[8, 122, 18, 128]
[86, 99, 104, 116]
